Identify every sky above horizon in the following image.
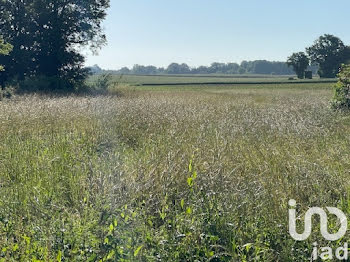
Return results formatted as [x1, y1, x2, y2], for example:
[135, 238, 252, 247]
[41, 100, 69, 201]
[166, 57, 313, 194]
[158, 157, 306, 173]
[85, 0, 350, 70]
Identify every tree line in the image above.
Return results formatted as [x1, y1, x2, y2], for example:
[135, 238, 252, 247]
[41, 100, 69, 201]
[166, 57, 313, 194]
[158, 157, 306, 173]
[287, 34, 350, 79]
[105, 34, 349, 79]
[90, 60, 308, 76]
[1, 3, 349, 94]
[0, 0, 110, 91]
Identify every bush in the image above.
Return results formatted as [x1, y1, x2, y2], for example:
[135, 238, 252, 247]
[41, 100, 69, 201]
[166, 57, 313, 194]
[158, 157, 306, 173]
[331, 64, 350, 110]
[92, 73, 114, 91]
[0, 85, 15, 100]
[87, 73, 129, 96]
[12, 75, 87, 93]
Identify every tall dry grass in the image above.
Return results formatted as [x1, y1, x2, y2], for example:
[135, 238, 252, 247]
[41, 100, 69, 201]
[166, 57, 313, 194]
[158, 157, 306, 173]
[0, 86, 349, 261]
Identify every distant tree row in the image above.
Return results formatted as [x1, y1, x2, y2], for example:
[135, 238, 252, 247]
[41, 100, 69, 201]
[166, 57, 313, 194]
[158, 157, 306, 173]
[89, 60, 306, 76]
[287, 34, 350, 79]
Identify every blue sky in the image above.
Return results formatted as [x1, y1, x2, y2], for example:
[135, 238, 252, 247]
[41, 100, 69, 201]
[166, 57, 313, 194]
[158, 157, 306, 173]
[85, 0, 350, 70]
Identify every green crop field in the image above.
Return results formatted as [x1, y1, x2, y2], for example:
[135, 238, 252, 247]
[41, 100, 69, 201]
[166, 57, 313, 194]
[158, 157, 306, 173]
[1, 80, 349, 261]
[88, 74, 336, 86]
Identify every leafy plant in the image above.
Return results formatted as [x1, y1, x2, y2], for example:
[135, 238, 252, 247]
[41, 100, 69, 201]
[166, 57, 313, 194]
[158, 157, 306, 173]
[93, 73, 114, 91]
[0, 86, 15, 100]
[0, 37, 12, 85]
[331, 64, 350, 110]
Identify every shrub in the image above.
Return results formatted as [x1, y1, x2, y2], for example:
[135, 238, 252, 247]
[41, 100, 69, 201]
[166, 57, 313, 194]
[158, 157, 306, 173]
[331, 64, 350, 110]
[87, 73, 129, 96]
[0, 85, 15, 100]
[13, 75, 87, 93]
[93, 73, 114, 91]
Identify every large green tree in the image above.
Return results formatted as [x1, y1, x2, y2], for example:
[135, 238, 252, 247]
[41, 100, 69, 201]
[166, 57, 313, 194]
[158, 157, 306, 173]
[0, 0, 110, 90]
[0, 0, 36, 84]
[0, 37, 12, 72]
[286, 52, 309, 79]
[306, 34, 350, 78]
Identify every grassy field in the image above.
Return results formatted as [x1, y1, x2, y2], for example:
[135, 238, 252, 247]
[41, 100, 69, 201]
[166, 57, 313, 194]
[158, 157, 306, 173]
[88, 74, 337, 86]
[1, 80, 350, 261]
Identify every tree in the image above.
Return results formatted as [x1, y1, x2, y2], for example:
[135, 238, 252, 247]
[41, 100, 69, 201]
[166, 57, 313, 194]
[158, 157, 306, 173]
[166, 63, 191, 74]
[226, 63, 239, 74]
[118, 67, 131, 74]
[132, 65, 158, 75]
[192, 66, 209, 74]
[286, 52, 309, 79]
[165, 63, 180, 74]
[0, 0, 35, 83]
[0, 37, 12, 72]
[0, 0, 110, 90]
[306, 34, 350, 78]
[209, 62, 226, 74]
